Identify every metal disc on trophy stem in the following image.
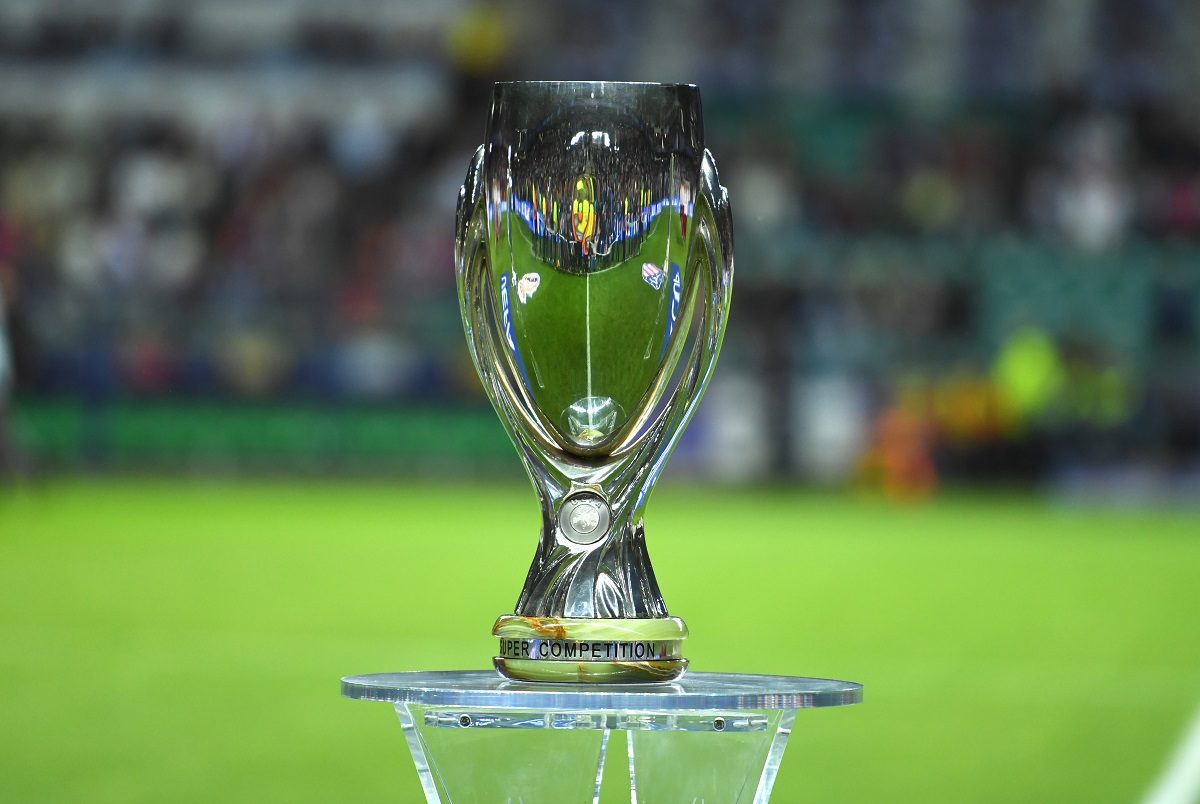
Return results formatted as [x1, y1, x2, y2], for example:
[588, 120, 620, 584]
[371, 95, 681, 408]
[557, 492, 610, 545]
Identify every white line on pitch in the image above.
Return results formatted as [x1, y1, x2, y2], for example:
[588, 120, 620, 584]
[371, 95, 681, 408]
[1142, 702, 1200, 804]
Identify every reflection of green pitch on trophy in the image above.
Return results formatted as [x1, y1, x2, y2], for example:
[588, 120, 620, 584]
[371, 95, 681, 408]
[455, 81, 733, 682]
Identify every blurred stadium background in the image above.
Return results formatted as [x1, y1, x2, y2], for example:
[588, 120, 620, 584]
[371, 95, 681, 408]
[0, 1, 1198, 802]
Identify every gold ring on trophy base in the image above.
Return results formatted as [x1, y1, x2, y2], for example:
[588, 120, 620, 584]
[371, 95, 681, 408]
[491, 615, 689, 683]
[493, 657, 688, 684]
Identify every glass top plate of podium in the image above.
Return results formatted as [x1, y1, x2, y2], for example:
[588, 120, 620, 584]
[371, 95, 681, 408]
[343, 670, 862, 802]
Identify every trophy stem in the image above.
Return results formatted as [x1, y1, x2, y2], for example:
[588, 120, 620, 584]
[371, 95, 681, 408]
[491, 479, 687, 682]
[515, 513, 668, 620]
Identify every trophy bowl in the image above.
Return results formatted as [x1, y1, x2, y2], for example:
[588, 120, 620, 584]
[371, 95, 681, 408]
[455, 81, 733, 683]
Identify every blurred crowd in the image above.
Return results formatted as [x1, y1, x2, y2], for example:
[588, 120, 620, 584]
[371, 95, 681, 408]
[1, 112, 467, 401]
[0, 0, 1198, 487]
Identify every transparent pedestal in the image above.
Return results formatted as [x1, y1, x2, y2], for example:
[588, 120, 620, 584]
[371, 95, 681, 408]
[342, 671, 862, 803]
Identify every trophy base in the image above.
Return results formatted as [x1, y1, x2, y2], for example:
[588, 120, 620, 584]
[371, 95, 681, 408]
[492, 615, 689, 683]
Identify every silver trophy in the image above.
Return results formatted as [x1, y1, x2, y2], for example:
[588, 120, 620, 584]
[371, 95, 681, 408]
[455, 81, 733, 683]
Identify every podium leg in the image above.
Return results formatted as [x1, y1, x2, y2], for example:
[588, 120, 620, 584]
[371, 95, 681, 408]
[395, 704, 443, 803]
[393, 707, 797, 803]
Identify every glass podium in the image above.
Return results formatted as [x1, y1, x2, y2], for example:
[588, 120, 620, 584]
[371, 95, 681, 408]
[342, 670, 862, 803]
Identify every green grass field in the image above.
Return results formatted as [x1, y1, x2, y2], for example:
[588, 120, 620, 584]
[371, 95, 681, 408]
[1, 479, 1197, 802]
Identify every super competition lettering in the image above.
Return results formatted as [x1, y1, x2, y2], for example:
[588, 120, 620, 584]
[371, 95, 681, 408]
[498, 639, 673, 661]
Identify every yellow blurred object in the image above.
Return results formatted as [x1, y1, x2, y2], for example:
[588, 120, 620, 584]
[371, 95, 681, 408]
[572, 199, 595, 239]
[993, 326, 1065, 427]
[572, 176, 597, 251]
[445, 5, 511, 75]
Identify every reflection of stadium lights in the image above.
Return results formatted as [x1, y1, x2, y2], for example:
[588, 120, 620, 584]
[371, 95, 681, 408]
[568, 131, 612, 147]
